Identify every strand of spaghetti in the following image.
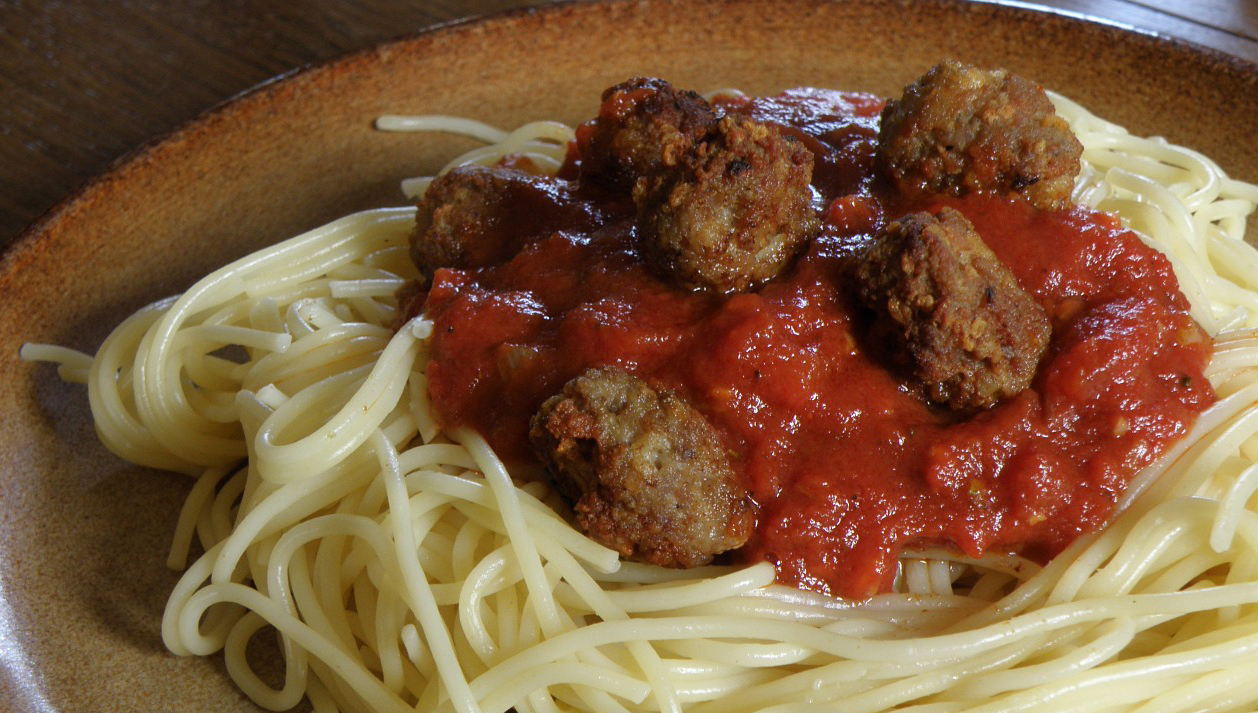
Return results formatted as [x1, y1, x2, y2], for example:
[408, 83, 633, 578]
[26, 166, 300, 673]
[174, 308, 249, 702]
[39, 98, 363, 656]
[1080, 134, 1219, 203]
[203, 470, 248, 554]
[373, 562, 411, 694]
[948, 617, 1138, 699]
[174, 324, 292, 354]
[679, 656, 882, 713]
[927, 559, 954, 595]
[1211, 462, 1258, 551]
[85, 296, 194, 472]
[800, 638, 1046, 713]
[166, 466, 232, 569]
[1075, 498, 1228, 598]
[902, 560, 932, 595]
[1045, 517, 1181, 606]
[458, 544, 518, 662]
[1130, 664, 1258, 713]
[375, 115, 509, 142]
[1149, 550, 1235, 598]
[180, 580, 412, 713]
[253, 325, 418, 482]
[1205, 346, 1258, 380]
[451, 587, 1257, 706]
[137, 209, 412, 465]
[241, 218, 410, 298]
[330, 277, 407, 298]
[731, 585, 976, 624]
[1166, 403, 1258, 501]
[659, 637, 812, 669]
[305, 674, 339, 713]
[163, 540, 229, 657]
[959, 627, 1258, 713]
[16, 343, 92, 383]
[528, 530, 683, 713]
[223, 611, 307, 709]
[243, 323, 390, 392]
[653, 669, 781, 703]
[373, 430, 481, 713]
[904, 548, 1037, 582]
[210, 445, 382, 585]
[477, 662, 652, 713]
[453, 428, 566, 636]
[1106, 168, 1205, 263]
[289, 544, 361, 689]
[1209, 238, 1258, 291]
[264, 515, 401, 692]
[401, 469, 619, 571]
[467, 552, 651, 713]
[408, 369, 440, 443]
[1212, 329, 1258, 348]
[588, 563, 776, 613]
[396, 443, 480, 472]
[502, 120, 577, 146]
[302, 549, 366, 682]
[687, 634, 1033, 713]
[1224, 176, 1258, 204]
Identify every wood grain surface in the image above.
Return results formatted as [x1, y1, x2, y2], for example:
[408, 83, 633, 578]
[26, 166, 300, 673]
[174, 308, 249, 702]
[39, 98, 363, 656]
[2, 0, 1256, 250]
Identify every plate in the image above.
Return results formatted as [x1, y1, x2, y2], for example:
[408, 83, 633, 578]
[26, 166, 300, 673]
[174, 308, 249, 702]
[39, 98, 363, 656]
[1, 0, 1256, 709]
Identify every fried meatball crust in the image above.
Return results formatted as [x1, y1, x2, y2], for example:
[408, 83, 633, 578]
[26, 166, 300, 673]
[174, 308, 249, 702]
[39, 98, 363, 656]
[578, 77, 719, 192]
[409, 165, 600, 283]
[529, 366, 754, 568]
[877, 60, 1082, 210]
[635, 114, 818, 293]
[855, 207, 1051, 410]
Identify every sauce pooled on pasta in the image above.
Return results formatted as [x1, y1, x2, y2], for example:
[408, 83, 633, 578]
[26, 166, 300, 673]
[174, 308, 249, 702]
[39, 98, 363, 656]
[405, 76, 1214, 599]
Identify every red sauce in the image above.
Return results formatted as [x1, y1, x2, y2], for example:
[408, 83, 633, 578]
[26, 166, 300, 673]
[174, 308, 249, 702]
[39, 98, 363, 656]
[419, 89, 1214, 599]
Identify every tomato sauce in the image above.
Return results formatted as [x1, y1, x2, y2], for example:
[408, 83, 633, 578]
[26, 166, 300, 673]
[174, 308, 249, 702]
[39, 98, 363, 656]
[418, 89, 1214, 599]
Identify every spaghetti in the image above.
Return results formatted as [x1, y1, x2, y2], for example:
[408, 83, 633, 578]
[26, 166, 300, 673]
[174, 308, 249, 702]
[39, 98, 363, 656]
[21, 86, 1258, 713]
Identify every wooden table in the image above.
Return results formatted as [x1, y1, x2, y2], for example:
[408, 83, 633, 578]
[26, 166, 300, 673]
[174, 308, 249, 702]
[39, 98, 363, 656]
[2, 0, 1256, 251]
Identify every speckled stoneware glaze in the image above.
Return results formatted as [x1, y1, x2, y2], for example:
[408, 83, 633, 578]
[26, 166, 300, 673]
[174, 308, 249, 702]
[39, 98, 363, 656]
[1, 0, 1256, 709]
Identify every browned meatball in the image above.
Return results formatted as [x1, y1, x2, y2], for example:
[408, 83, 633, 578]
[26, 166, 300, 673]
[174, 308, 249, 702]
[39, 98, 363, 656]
[635, 114, 818, 293]
[854, 208, 1051, 410]
[877, 60, 1082, 210]
[578, 77, 718, 191]
[409, 165, 601, 283]
[529, 366, 754, 568]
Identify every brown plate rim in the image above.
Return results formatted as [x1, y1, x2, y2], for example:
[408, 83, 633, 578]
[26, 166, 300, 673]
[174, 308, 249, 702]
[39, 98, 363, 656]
[3, 0, 1258, 289]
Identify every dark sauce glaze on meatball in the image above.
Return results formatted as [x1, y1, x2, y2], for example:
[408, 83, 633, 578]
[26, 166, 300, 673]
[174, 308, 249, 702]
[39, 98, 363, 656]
[409, 165, 609, 285]
[577, 77, 718, 193]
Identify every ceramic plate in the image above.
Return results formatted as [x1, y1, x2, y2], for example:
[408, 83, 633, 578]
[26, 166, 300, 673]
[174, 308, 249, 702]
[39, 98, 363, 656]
[2, 0, 1256, 709]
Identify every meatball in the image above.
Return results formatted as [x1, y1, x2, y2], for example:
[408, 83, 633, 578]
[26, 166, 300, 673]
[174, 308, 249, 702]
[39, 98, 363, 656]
[854, 207, 1051, 410]
[409, 165, 600, 283]
[635, 114, 818, 293]
[529, 366, 754, 568]
[877, 60, 1082, 210]
[578, 77, 718, 191]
